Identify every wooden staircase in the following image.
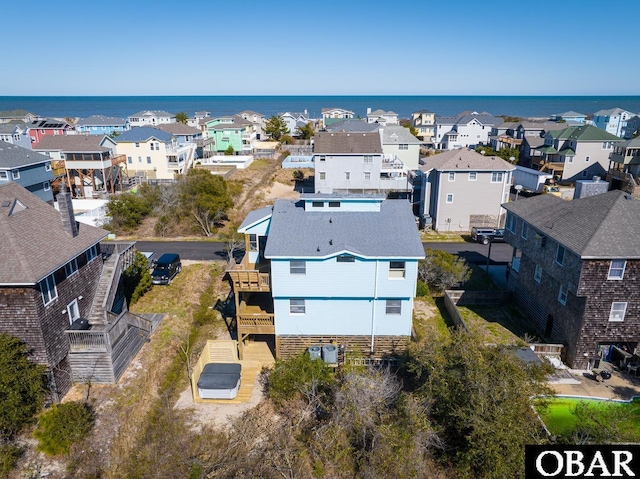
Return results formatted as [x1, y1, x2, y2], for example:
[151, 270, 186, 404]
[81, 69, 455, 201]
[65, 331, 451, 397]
[88, 254, 117, 324]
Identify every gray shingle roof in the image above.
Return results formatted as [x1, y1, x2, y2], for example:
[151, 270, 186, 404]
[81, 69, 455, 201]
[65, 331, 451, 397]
[324, 119, 378, 133]
[420, 148, 515, 172]
[0, 182, 108, 284]
[0, 122, 28, 134]
[314, 132, 382, 154]
[75, 115, 127, 126]
[382, 125, 422, 145]
[113, 127, 173, 143]
[155, 123, 201, 135]
[0, 141, 52, 168]
[503, 190, 640, 259]
[34, 134, 112, 153]
[264, 198, 424, 259]
[239, 206, 273, 231]
[129, 110, 174, 118]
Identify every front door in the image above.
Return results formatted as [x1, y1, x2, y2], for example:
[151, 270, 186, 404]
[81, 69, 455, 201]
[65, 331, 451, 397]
[67, 299, 80, 325]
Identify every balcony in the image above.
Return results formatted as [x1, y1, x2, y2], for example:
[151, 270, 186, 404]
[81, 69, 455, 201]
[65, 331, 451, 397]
[227, 255, 271, 292]
[237, 300, 275, 335]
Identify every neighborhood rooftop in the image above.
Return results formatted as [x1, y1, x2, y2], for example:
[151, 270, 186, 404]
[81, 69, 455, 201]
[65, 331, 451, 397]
[314, 131, 382, 154]
[420, 148, 515, 171]
[264, 197, 424, 259]
[0, 141, 52, 168]
[113, 126, 173, 142]
[0, 182, 108, 284]
[503, 190, 640, 259]
[35, 134, 112, 152]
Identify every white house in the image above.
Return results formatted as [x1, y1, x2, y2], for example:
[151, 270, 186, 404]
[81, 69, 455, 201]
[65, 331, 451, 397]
[380, 125, 422, 171]
[280, 111, 310, 136]
[434, 111, 503, 150]
[127, 110, 176, 128]
[321, 107, 355, 128]
[366, 108, 399, 125]
[228, 194, 424, 359]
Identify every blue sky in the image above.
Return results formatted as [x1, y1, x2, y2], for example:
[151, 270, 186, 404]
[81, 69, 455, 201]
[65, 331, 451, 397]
[1, 0, 638, 95]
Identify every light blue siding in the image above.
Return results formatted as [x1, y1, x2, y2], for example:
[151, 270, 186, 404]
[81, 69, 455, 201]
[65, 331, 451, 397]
[1, 163, 54, 202]
[303, 197, 383, 212]
[274, 298, 412, 336]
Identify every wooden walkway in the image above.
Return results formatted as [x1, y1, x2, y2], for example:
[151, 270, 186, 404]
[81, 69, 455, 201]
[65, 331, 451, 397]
[191, 340, 275, 404]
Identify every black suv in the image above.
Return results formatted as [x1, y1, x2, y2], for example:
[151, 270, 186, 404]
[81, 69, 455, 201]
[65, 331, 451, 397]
[471, 227, 505, 245]
[151, 253, 182, 285]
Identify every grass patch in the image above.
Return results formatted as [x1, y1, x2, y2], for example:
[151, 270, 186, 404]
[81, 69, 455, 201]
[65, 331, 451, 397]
[462, 264, 500, 291]
[413, 296, 451, 344]
[457, 306, 524, 345]
[420, 230, 466, 242]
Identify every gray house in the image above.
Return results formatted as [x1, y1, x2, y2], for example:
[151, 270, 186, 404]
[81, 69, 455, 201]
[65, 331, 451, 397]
[414, 148, 514, 231]
[0, 122, 32, 149]
[503, 191, 640, 369]
[314, 131, 411, 196]
[0, 140, 54, 203]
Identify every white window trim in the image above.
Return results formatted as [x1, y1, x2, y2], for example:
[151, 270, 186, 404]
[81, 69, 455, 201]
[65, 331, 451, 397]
[289, 298, 306, 315]
[86, 245, 98, 262]
[609, 302, 627, 322]
[290, 260, 306, 275]
[555, 245, 565, 266]
[448, 172, 455, 182]
[558, 285, 567, 305]
[389, 261, 406, 279]
[386, 299, 402, 315]
[12, 170, 20, 180]
[607, 260, 626, 280]
[534, 264, 542, 283]
[446, 193, 454, 204]
[65, 258, 79, 277]
[491, 172, 503, 183]
[43, 181, 50, 191]
[40, 274, 58, 306]
[0, 171, 7, 179]
[248, 234, 258, 252]
[468, 172, 477, 181]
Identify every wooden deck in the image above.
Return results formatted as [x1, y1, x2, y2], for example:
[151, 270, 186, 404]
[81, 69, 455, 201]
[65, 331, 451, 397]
[191, 340, 275, 404]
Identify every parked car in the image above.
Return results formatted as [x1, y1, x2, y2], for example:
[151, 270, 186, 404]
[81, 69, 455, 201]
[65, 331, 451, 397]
[471, 227, 505, 245]
[151, 253, 181, 285]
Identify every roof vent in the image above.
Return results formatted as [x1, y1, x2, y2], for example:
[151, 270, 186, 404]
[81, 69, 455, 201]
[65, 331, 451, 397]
[317, 246, 320, 252]
[329, 239, 333, 245]
[329, 218, 332, 223]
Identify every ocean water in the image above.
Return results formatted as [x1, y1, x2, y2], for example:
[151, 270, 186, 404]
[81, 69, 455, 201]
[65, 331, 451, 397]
[1, 95, 640, 120]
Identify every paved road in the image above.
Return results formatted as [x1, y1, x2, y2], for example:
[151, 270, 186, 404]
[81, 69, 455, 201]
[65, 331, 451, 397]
[134, 240, 512, 264]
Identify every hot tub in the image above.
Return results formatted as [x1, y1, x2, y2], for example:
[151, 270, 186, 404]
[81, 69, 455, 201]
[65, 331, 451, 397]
[197, 363, 242, 399]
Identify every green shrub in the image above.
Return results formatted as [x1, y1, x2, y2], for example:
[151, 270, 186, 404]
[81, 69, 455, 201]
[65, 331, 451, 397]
[224, 145, 235, 156]
[416, 280, 430, 297]
[34, 402, 95, 456]
[0, 443, 24, 475]
[123, 251, 153, 305]
[280, 135, 294, 145]
[266, 352, 336, 405]
[292, 169, 304, 181]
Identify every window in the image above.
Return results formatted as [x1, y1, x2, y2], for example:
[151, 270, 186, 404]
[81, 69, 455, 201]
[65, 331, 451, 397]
[399, 144, 408, 150]
[12, 170, 20, 180]
[150, 143, 155, 151]
[290, 298, 305, 314]
[446, 193, 454, 204]
[585, 156, 590, 162]
[558, 285, 567, 305]
[40, 274, 57, 305]
[609, 302, 627, 322]
[319, 172, 326, 180]
[608, 259, 626, 280]
[345, 171, 350, 180]
[43, 181, 50, 191]
[567, 156, 574, 163]
[337, 254, 355, 263]
[127, 156, 132, 164]
[363, 155, 373, 163]
[448, 172, 455, 182]
[138, 156, 142, 163]
[491, 172, 503, 183]
[534, 264, 542, 283]
[312, 201, 323, 208]
[290, 260, 306, 274]
[319, 156, 326, 162]
[386, 299, 402, 315]
[389, 261, 406, 279]
[249, 234, 258, 252]
[521, 222, 528, 239]
[45, 162, 52, 171]
[364, 172, 371, 180]
[135, 142, 140, 147]
[506, 212, 516, 232]
[86, 245, 98, 262]
[469, 172, 477, 181]
[65, 258, 78, 277]
[555, 245, 565, 266]
[0, 171, 7, 179]
[328, 201, 340, 208]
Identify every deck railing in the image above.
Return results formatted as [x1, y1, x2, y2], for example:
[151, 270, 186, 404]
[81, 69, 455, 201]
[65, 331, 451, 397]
[102, 242, 136, 317]
[226, 257, 271, 292]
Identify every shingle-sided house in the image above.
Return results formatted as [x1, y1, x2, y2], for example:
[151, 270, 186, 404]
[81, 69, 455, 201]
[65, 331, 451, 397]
[314, 131, 411, 196]
[0, 183, 150, 400]
[414, 148, 514, 231]
[0, 140, 54, 203]
[227, 194, 424, 359]
[503, 191, 640, 369]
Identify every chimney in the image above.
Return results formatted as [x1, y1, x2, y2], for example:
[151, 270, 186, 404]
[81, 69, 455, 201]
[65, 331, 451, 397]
[57, 183, 78, 237]
[367, 107, 372, 115]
